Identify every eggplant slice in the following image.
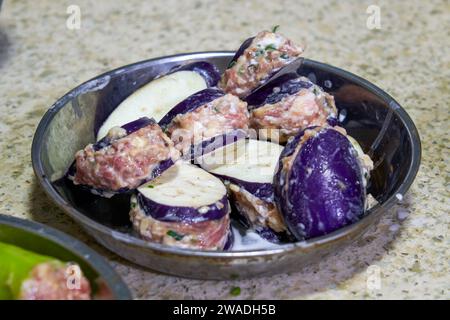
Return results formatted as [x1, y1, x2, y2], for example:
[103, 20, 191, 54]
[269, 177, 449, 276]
[160, 88, 250, 156]
[246, 75, 338, 143]
[220, 30, 305, 98]
[97, 61, 220, 140]
[274, 126, 373, 240]
[69, 117, 179, 197]
[130, 162, 231, 250]
[199, 138, 290, 242]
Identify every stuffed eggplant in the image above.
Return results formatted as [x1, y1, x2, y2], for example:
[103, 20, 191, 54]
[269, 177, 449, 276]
[199, 138, 289, 242]
[274, 126, 373, 240]
[159, 88, 250, 156]
[245, 75, 338, 143]
[0, 242, 91, 300]
[97, 61, 220, 140]
[220, 30, 305, 98]
[130, 162, 231, 250]
[69, 117, 180, 197]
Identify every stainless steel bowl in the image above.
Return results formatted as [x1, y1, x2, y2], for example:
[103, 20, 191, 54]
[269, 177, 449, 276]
[31, 52, 421, 280]
[0, 214, 132, 299]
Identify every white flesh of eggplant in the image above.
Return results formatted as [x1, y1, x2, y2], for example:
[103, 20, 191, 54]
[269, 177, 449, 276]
[97, 71, 207, 140]
[201, 139, 284, 183]
[138, 162, 226, 208]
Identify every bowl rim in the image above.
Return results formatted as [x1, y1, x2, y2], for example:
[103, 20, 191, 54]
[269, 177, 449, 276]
[31, 51, 421, 259]
[0, 213, 133, 299]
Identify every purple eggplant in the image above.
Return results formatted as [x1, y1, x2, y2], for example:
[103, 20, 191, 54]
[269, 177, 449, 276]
[255, 227, 295, 244]
[200, 138, 289, 237]
[227, 36, 255, 68]
[246, 74, 338, 143]
[158, 88, 225, 128]
[223, 229, 235, 251]
[172, 61, 221, 87]
[274, 126, 371, 240]
[130, 162, 231, 250]
[96, 61, 221, 140]
[135, 162, 229, 223]
[160, 88, 250, 157]
[69, 117, 179, 197]
[220, 30, 305, 98]
[189, 129, 247, 163]
[245, 74, 312, 109]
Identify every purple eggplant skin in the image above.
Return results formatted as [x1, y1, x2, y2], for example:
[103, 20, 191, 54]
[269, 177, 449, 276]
[68, 117, 175, 197]
[137, 193, 229, 224]
[189, 129, 247, 162]
[223, 230, 234, 251]
[216, 174, 274, 203]
[93, 62, 220, 136]
[274, 127, 366, 240]
[172, 61, 221, 87]
[245, 73, 313, 110]
[249, 57, 304, 93]
[226, 36, 255, 68]
[255, 227, 295, 244]
[93, 117, 155, 151]
[158, 88, 224, 128]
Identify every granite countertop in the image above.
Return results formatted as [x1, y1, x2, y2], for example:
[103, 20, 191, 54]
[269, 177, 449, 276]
[0, 0, 448, 299]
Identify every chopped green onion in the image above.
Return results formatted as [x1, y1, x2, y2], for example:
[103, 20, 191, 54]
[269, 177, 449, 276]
[230, 286, 241, 296]
[255, 49, 265, 57]
[228, 61, 236, 68]
[265, 44, 277, 51]
[272, 25, 280, 33]
[280, 53, 289, 59]
[147, 185, 154, 189]
[167, 230, 184, 241]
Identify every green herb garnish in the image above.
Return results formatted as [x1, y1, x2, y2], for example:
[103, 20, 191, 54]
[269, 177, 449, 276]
[280, 53, 289, 59]
[167, 230, 184, 241]
[228, 61, 237, 68]
[147, 185, 154, 188]
[130, 202, 137, 209]
[230, 286, 241, 296]
[272, 25, 280, 33]
[265, 44, 277, 51]
[312, 87, 320, 95]
[255, 49, 265, 57]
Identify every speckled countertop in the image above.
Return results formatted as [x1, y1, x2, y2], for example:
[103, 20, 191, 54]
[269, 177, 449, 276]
[0, 0, 448, 299]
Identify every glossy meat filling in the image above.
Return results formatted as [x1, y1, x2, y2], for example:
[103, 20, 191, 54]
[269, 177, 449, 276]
[220, 31, 304, 98]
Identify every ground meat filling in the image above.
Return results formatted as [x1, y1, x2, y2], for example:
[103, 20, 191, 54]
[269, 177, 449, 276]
[251, 80, 337, 143]
[130, 196, 230, 250]
[20, 262, 91, 300]
[73, 123, 179, 192]
[228, 183, 286, 233]
[167, 94, 249, 154]
[220, 31, 304, 98]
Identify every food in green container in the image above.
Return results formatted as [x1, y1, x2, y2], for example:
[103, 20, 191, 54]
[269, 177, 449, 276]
[0, 241, 91, 300]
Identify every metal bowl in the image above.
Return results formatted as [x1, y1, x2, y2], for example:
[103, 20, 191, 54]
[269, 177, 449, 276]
[0, 214, 132, 299]
[31, 52, 421, 280]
